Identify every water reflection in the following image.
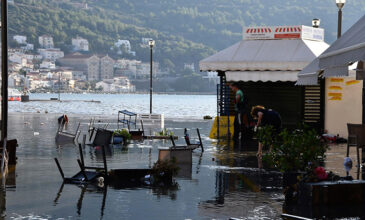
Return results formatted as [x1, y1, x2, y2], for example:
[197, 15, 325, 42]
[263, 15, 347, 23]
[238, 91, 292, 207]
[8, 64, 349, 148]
[0, 186, 5, 220]
[54, 181, 180, 219]
[197, 140, 283, 219]
[199, 169, 282, 219]
[54, 183, 108, 218]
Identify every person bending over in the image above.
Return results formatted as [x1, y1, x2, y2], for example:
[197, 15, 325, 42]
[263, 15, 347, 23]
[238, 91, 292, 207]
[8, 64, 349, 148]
[251, 105, 281, 157]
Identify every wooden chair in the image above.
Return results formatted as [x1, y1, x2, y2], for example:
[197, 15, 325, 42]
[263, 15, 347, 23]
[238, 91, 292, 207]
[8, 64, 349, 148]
[347, 123, 365, 166]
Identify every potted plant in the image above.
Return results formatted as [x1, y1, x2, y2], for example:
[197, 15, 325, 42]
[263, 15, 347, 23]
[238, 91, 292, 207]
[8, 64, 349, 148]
[113, 129, 131, 145]
[150, 158, 179, 185]
[259, 125, 329, 201]
[156, 128, 174, 137]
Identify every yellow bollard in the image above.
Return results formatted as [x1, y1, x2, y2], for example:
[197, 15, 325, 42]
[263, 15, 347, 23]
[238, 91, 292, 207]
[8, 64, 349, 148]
[209, 116, 235, 139]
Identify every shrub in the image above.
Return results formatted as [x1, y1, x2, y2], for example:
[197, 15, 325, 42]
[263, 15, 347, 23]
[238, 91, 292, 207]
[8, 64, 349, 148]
[157, 128, 174, 136]
[113, 129, 131, 141]
[262, 125, 329, 173]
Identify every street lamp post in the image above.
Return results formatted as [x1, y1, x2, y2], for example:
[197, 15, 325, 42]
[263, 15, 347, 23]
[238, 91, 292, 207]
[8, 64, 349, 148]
[58, 72, 61, 101]
[148, 39, 155, 114]
[336, 0, 346, 39]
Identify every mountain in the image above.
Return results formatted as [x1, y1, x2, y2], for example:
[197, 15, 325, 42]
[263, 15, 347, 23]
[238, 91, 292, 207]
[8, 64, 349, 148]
[8, 0, 365, 73]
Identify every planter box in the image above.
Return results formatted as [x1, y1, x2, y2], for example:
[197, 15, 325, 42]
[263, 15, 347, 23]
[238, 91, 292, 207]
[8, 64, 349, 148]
[129, 130, 144, 140]
[158, 148, 192, 164]
[298, 180, 365, 206]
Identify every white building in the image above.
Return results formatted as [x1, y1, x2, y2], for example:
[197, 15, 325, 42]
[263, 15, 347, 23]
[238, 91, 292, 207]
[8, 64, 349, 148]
[40, 60, 56, 69]
[184, 63, 195, 72]
[72, 36, 89, 51]
[202, 71, 219, 84]
[38, 35, 54, 49]
[71, 70, 87, 81]
[13, 35, 27, 44]
[114, 40, 131, 51]
[141, 38, 153, 47]
[96, 76, 135, 93]
[113, 40, 135, 56]
[30, 79, 52, 90]
[38, 48, 64, 61]
[21, 43, 34, 51]
[9, 53, 23, 64]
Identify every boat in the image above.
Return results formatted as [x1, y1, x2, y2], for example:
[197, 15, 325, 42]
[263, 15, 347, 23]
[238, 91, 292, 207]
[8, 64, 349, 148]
[8, 88, 22, 101]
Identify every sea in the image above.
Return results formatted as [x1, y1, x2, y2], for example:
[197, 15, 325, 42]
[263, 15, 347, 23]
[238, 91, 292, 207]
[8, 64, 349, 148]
[8, 93, 217, 119]
[0, 93, 362, 219]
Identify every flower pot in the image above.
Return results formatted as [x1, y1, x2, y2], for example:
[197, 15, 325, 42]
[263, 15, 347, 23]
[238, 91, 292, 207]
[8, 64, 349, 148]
[113, 135, 124, 145]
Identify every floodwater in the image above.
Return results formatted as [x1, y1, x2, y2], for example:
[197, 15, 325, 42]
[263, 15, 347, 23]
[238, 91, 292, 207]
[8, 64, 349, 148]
[1, 94, 364, 219]
[1, 112, 285, 220]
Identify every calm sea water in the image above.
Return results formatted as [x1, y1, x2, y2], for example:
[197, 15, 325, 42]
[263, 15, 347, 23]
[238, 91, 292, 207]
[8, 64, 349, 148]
[9, 93, 216, 119]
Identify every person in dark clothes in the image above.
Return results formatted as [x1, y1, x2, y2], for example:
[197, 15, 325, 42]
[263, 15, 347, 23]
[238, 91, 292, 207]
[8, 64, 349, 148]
[58, 114, 68, 125]
[229, 83, 248, 141]
[251, 105, 281, 157]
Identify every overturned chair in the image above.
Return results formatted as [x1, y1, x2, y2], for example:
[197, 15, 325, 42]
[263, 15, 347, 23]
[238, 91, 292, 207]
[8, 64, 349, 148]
[183, 128, 204, 152]
[55, 120, 81, 145]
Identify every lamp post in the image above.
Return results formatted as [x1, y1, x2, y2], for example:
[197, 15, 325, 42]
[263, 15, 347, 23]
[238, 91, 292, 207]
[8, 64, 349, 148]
[336, 0, 346, 39]
[58, 72, 61, 101]
[148, 39, 155, 114]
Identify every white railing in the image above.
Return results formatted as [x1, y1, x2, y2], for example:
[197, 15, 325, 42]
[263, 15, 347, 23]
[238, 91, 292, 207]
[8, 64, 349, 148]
[139, 114, 164, 129]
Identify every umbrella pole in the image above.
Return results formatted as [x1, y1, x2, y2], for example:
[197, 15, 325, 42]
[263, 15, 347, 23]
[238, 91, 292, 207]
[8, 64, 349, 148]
[1, 0, 8, 144]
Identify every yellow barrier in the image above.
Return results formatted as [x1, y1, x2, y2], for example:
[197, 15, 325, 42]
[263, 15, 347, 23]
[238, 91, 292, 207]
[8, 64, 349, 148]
[209, 116, 235, 139]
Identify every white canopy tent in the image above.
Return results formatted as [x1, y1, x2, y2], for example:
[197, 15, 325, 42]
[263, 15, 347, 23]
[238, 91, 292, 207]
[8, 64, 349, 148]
[199, 25, 330, 132]
[200, 26, 329, 82]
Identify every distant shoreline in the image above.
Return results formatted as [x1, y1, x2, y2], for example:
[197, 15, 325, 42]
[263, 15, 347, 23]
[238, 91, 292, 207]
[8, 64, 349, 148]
[29, 91, 216, 95]
[8, 112, 214, 121]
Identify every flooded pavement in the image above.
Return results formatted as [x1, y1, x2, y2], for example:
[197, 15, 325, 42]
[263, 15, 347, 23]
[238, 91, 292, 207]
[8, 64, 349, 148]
[1, 112, 363, 219]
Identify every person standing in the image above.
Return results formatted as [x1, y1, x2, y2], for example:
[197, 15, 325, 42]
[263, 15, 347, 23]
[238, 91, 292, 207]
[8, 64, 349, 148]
[251, 105, 281, 157]
[230, 83, 247, 141]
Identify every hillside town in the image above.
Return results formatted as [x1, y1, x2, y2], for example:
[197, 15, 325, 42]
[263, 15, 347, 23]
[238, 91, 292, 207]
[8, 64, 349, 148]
[5, 34, 176, 93]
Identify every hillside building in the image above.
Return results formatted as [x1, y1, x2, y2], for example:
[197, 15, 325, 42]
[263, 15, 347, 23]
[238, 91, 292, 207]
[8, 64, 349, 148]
[13, 35, 27, 44]
[100, 55, 115, 79]
[38, 35, 54, 49]
[38, 48, 64, 61]
[72, 36, 89, 51]
[57, 53, 114, 81]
